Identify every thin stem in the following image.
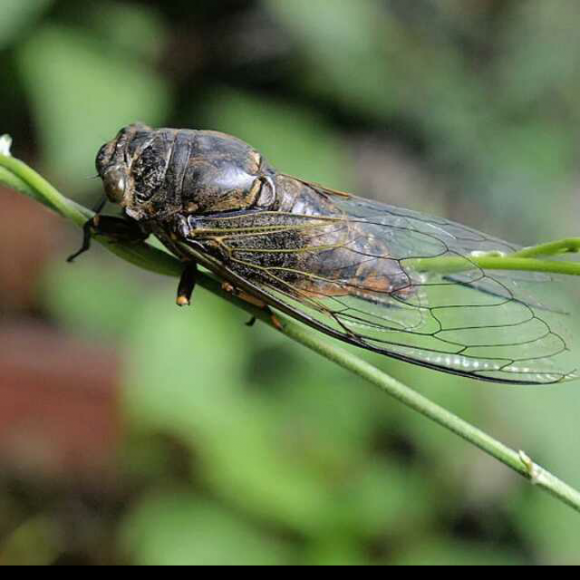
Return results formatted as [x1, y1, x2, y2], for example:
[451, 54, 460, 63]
[411, 255, 580, 277]
[514, 239, 580, 258]
[409, 238, 580, 277]
[2, 150, 580, 514]
[0, 155, 87, 227]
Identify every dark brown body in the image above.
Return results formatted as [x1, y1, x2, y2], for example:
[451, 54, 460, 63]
[89, 124, 575, 385]
[97, 124, 410, 303]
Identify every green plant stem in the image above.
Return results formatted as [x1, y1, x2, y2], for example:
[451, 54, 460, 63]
[411, 253, 580, 277]
[0, 155, 87, 226]
[2, 151, 580, 514]
[515, 239, 580, 258]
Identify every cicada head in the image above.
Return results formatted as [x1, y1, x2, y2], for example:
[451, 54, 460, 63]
[96, 123, 171, 221]
[96, 125, 275, 223]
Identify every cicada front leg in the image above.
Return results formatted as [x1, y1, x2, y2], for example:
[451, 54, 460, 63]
[67, 215, 149, 262]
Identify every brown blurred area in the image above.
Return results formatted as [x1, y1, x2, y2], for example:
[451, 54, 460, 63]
[0, 187, 121, 484]
[0, 187, 59, 312]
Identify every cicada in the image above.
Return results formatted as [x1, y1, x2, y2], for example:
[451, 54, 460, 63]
[70, 124, 577, 385]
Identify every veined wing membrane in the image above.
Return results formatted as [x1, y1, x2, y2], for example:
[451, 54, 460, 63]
[181, 190, 576, 385]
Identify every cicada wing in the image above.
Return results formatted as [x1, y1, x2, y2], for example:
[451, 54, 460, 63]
[178, 188, 577, 385]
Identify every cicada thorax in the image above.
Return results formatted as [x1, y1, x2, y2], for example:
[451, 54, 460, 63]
[97, 125, 274, 223]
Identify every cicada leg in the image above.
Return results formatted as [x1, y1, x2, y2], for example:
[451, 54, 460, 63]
[176, 262, 198, 307]
[67, 215, 148, 262]
[221, 282, 283, 331]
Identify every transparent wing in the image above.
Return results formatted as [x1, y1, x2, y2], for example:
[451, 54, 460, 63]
[181, 190, 577, 385]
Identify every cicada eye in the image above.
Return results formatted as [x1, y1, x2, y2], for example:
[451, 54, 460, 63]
[103, 166, 127, 204]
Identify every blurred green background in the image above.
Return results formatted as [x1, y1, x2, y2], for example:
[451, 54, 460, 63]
[1, 0, 580, 566]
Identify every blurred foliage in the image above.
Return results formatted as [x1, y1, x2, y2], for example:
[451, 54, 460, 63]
[1, 0, 580, 566]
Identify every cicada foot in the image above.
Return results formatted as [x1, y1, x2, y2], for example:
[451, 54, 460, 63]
[246, 313, 283, 330]
[220, 282, 283, 330]
[67, 218, 96, 263]
[176, 263, 198, 307]
[221, 282, 268, 309]
[270, 313, 284, 331]
[67, 215, 148, 263]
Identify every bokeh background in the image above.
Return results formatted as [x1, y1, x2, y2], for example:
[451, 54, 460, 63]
[1, 0, 580, 565]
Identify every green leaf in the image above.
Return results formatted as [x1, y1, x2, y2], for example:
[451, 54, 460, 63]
[0, 516, 60, 566]
[124, 287, 250, 434]
[393, 538, 525, 565]
[264, 0, 400, 119]
[86, 1, 167, 61]
[41, 258, 149, 340]
[265, 0, 383, 58]
[120, 490, 293, 565]
[338, 460, 433, 536]
[18, 25, 171, 190]
[197, 400, 340, 534]
[0, 0, 52, 49]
